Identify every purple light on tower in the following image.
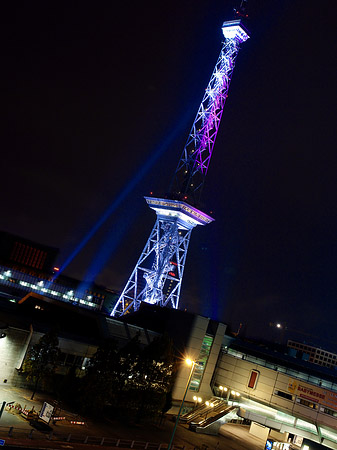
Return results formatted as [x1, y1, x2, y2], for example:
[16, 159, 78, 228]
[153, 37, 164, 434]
[171, 20, 250, 207]
[111, 19, 250, 317]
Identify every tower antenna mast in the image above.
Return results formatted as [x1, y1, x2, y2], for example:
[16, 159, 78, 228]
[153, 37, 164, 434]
[111, 18, 249, 317]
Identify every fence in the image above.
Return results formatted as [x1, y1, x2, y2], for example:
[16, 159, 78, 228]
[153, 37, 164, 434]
[0, 425, 185, 449]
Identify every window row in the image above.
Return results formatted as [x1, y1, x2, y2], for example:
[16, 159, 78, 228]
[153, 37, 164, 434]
[274, 391, 337, 418]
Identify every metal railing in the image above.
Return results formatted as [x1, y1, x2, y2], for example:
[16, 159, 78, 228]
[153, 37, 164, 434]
[0, 425, 185, 449]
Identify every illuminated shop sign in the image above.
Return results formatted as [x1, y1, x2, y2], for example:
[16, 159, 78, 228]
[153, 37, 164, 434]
[288, 378, 337, 410]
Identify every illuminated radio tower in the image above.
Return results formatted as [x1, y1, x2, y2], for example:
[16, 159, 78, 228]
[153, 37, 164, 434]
[111, 19, 249, 317]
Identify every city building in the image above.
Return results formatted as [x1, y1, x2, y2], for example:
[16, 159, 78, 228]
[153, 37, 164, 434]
[1, 233, 337, 447]
[287, 340, 337, 369]
[1, 291, 337, 448]
[0, 231, 119, 312]
[0, 293, 159, 386]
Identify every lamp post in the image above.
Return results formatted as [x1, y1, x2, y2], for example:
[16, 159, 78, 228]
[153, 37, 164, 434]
[218, 385, 228, 401]
[204, 401, 214, 420]
[219, 385, 228, 398]
[168, 358, 195, 450]
[193, 395, 201, 408]
[229, 390, 240, 404]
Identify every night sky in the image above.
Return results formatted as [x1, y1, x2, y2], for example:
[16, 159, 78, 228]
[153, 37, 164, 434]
[2, 2, 337, 348]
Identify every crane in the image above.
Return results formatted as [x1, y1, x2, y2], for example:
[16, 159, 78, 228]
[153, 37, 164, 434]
[111, 18, 250, 317]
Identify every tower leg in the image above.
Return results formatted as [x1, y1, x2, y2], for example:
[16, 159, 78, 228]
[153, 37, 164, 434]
[111, 217, 192, 317]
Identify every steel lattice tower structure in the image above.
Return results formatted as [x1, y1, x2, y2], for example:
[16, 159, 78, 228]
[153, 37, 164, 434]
[111, 20, 249, 318]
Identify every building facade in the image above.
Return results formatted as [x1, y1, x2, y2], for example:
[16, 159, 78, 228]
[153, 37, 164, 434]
[213, 341, 337, 448]
[2, 289, 337, 448]
[288, 340, 337, 369]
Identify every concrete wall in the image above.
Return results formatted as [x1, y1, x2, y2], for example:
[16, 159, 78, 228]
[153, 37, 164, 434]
[249, 421, 269, 441]
[0, 327, 30, 384]
[269, 429, 289, 442]
[215, 351, 337, 431]
[0, 313, 161, 389]
[0, 327, 100, 388]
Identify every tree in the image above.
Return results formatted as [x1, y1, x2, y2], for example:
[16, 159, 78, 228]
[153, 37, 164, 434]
[78, 338, 120, 415]
[132, 334, 176, 422]
[78, 334, 176, 421]
[22, 329, 59, 399]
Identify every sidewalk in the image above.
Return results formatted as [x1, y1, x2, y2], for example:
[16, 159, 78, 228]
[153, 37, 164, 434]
[0, 385, 47, 428]
[0, 384, 265, 449]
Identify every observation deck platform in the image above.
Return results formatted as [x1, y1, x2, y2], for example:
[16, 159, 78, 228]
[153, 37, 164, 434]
[144, 197, 214, 230]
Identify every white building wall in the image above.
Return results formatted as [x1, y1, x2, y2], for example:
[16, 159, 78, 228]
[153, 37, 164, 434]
[0, 327, 30, 384]
[0, 314, 161, 389]
[215, 351, 337, 431]
[249, 422, 269, 441]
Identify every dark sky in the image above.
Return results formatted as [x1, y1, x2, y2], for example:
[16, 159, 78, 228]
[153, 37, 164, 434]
[1, 1, 337, 348]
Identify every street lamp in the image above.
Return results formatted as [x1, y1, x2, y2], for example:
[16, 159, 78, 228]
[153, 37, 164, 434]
[219, 385, 228, 398]
[204, 400, 214, 420]
[168, 358, 196, 450]
[192, 396, 202, 408]
[229, 391, 240, 404]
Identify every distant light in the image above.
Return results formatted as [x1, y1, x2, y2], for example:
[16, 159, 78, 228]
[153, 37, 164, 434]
[197, 397, 202, 403]
[53, 267, 60, 272]
[4, 270, 11, 277]
[231, 390, 236, 395]
[276, 323, 282, 329]
[236, 392, 240, 397]
[206, 401, 210, 406]
[219, 386, 223, 391]
[193, 396, 197, 401]
[185, 358, 194, 366]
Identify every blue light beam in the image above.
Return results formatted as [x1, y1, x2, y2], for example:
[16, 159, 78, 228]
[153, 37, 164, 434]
[56, 110, 193, 279]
